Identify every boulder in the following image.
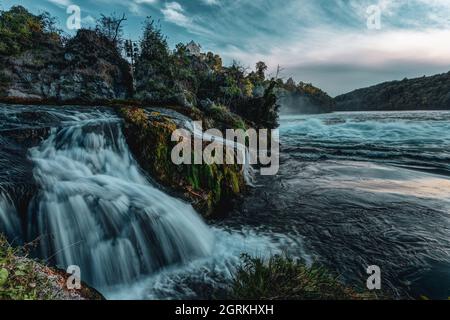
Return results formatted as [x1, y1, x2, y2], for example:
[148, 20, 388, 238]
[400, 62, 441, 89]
[118, 106, 246, 217]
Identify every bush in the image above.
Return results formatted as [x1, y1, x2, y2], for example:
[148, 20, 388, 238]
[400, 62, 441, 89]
[0, 235, 53, 300]
[231, 254, 377, 300]
[0, 6, 60, 56]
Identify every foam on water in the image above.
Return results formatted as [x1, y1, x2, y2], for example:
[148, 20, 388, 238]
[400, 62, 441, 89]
[281, 112, 450, 145]
[280, 111, 450, 175]
[105, 226, 309, 300]
[27, 123, 215, 289]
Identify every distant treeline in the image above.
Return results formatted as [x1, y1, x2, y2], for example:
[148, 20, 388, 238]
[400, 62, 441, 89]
[334, 72, 450, 111]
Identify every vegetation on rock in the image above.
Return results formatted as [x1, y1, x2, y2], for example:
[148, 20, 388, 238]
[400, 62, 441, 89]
[277, 77, 335, 114]
[118, 106, 246, 217]
[0, 6, 132, 102]
[0, 235, 103, 300]
[134, 18, 280, 129]
[0, 5, 61, 57]
[231, 254, 377, 300]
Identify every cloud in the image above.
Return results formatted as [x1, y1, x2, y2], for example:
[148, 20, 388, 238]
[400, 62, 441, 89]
[160, 2, 214, 36]
[46, 0, 71, 7]
[134, 0, 157, 3]
[127, 0, 158, 16]
[202, 0, 220, 5]
[31, 0, 450, 94]
[161, 2, 192, 27]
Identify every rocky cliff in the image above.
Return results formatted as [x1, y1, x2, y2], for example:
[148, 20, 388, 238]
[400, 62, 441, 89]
[0, 7, 132, 103]
[0, 30, 132, 103]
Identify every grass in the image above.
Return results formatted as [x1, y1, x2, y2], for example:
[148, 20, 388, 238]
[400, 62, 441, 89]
[230, 254, 378, 300]
[0, 235, 54, 300]
[0, 235, 104, 300]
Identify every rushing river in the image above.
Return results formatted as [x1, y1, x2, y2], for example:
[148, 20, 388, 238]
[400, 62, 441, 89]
[225, 111, 450, 299]
[1, 105, 449, 299]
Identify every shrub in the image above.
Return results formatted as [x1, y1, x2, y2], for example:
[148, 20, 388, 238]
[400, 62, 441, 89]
[0, 235, 53, 300]
[231, 254, 377, 300]
[0, 6, 60, 56]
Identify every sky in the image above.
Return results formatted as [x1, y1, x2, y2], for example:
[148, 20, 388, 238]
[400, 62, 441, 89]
[2, 0, 450, 96]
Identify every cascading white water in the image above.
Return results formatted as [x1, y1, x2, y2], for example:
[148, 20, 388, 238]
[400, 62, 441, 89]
[27, 122, 214, 289]
[187, 121, 256, 186]
[0, 191, 21, 241]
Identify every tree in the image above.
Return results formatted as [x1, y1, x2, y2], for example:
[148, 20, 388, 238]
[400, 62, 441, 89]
[255, 61, 268, 81]
[205, 52, 222, 73]
[95, 13, 127, 47]
[134, 18, 175, 100]
[139, 18, 169, 63]
[0, 6, 61, 55]
[285, 77, 296, 91]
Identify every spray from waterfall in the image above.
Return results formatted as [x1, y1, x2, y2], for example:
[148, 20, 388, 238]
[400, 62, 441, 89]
[27, 122, 214, 288]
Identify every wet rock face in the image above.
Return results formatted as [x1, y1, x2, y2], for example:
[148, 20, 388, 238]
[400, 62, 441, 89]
[118, 106, 246, 217]
[0, 30, 133, 103]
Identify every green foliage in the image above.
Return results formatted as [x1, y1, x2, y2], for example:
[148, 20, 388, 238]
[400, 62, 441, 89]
[278, 78, 335, 114]
[0, 6, 280, 128]
[206, 104, 247, 130]
[135, 18, 177, 100]
[234, 80, 280, 129]
[231, 254, 377, 300]
[0, 235, 53, 300]
[118, 107, 246, 216]
[139, 18, 170, 62]
[255, 61, 268, 81]
[0, 6, 60, 56]
[134, 20, 279, 128]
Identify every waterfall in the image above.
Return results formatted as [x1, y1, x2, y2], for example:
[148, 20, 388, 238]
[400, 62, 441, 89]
[188, 120, 256, 186]
[27, 122, 214, 288]
[0, 191, 21, 241]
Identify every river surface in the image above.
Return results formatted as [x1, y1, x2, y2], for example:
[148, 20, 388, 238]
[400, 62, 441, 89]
[1, 105, 449, 299]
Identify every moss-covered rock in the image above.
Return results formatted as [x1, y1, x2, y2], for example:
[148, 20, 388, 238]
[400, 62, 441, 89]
[0, 235, 104, 300]
[118, 106, 246, 217]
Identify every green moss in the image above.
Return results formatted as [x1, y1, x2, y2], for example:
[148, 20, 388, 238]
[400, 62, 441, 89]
[223, 165, 241, 194]
[118, 106, 246, 217]
[186, 165, 201, 190]
[231, 254, 379, 300]
[206, 104, 248, 130]
[0, 235, 54, 300]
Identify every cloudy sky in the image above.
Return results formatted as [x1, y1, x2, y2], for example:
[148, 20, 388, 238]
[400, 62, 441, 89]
[2, 0, 450, 96]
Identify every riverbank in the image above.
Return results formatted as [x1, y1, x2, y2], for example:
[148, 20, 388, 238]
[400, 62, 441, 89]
[0, 236, 103, 300]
